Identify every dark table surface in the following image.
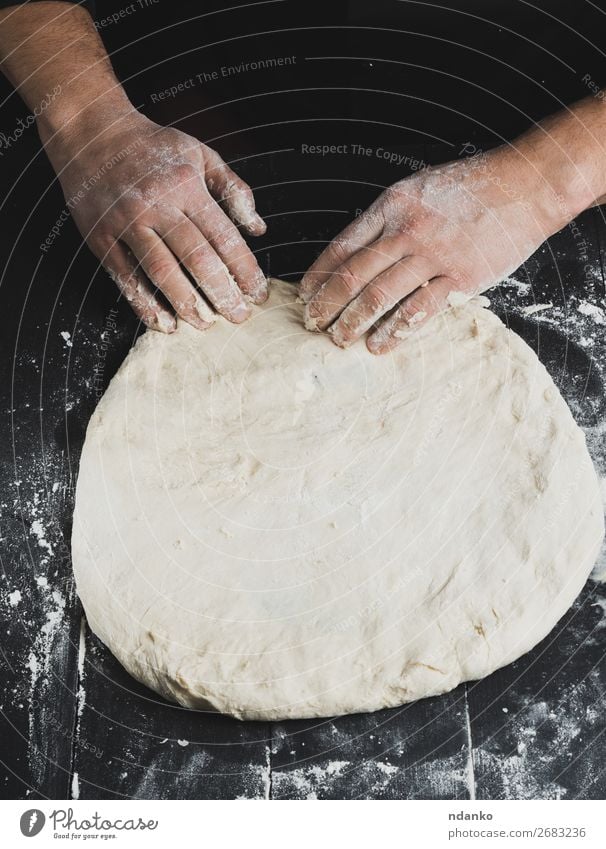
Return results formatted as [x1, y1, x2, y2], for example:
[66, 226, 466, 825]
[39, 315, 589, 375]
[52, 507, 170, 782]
[1, 1, 606, 800]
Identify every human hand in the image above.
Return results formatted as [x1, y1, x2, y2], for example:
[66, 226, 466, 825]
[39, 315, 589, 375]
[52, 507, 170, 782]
[44, 111, 267, 332]
[300, 145, 569, 353]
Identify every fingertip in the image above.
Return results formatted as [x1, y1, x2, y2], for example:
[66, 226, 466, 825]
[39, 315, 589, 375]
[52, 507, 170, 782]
[147, 311, 177, 334]
[238, 211, 266, 237]
[250, 285, 269, 305]
[231, 311, 252, 325]
[327, 324, 350, 349]
[366, 333, 385, 355]
[245, 213, 267, 236]
[303, 307, 321, 332]
[179, 299, 216, 332]
[228, 301, 252, 324]
[185, 314, 214, 332]
[194, 298, 217, 328]
[248, 271, 269, 304]
[332, 338, 350, 350]
[298, 277, 315, 304]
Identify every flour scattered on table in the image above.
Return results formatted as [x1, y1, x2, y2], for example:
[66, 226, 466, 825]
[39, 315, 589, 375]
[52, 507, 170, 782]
[272, 758, 403, 799]
[577, 301, 606, 324]
[30, 518, 53, 556]
[521, 302, 553, 316]
[474, 688, 598, 800]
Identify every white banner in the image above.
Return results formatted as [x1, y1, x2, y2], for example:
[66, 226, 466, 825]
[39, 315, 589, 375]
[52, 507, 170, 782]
[0, 799, 604, 847]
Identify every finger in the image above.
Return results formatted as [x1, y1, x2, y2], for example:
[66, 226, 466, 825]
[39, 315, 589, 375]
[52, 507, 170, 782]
[187, 202, 267, 304]
[367, 275, 459, 354]
[203, 146, 266, 236]
[303, 233, 410, 331]
[299, 208, 385, 304]
[124, 226, 216, 331]
[98, 241, 176, 333]
[156, 213, 251, 323]
[328, 255, 434, 348]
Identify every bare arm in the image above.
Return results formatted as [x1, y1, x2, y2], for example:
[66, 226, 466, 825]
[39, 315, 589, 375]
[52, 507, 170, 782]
[0, 1, 268, 332]
[301, 95, 606, 353]
[0, 2, 129, 136]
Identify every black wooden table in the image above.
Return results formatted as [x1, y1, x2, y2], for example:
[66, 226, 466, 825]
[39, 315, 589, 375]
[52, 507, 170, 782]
[1, 135, 605, 801]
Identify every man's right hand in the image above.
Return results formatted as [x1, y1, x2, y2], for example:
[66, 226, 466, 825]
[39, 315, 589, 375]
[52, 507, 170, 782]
[43, 110, 268, 333]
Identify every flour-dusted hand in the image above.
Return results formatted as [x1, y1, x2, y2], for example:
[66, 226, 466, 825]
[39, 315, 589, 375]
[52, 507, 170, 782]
[300, 143, 584, 353]
[44, 112, 267, 333]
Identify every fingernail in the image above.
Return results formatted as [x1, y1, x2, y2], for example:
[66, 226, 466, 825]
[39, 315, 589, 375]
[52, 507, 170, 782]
[239, 210, 265, 235]
[250, 271, 269, 304]
[250, 211, 266, 233]
[149, 311, 177, 334]
[304, 306, 320, 332]
[195, 298, 216, 326]
[328, 324, 349, 349]
[406, 310, 427, 326]
[367, 339, 384, 355]
[367, 328, 389, 354]
[298, 277, 313, 303]
[232, 300, 252, 322]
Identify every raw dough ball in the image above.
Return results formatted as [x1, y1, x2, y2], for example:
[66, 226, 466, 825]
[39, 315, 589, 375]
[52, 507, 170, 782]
[72, 279, 604, 719]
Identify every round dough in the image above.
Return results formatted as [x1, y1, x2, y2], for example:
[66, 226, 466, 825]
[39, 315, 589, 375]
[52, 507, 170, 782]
[72, 280, 604, 720]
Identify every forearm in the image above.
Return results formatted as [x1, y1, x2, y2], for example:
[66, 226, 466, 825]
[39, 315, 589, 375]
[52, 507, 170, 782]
[514, 95, 606, 230]
[0, 1, 134, 156]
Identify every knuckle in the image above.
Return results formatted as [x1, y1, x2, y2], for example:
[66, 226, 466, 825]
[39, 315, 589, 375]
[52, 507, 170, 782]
[221, 175, 248, 201]
[201, 255, 225, 280]
[173, 163, 199, 185]
[399, 299, 428, 326]
[231, 177, 252, 199]
[146, 257, 173, 282]
[91, 228, 115, 250]
[388, 230, 409, 252]
[337, 263, 360, 295]
[119, 198, 148, 221]
[189, 196, 215, 219]
[330, 239, 351, 265]
[186, 243, 213, 269]
[127, 223, 149, 241]
[365, 285, 390, 314]
[400, 299, 419, 320]
[212, 227, 242, 253]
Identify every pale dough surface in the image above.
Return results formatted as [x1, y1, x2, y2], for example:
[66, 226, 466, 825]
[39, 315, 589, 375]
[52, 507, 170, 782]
[72, 279, 605, 719]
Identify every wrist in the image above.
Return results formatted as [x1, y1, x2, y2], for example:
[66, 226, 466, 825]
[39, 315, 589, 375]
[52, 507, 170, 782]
[37, 85, 138, 164]
[513, 100, 606, 232]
